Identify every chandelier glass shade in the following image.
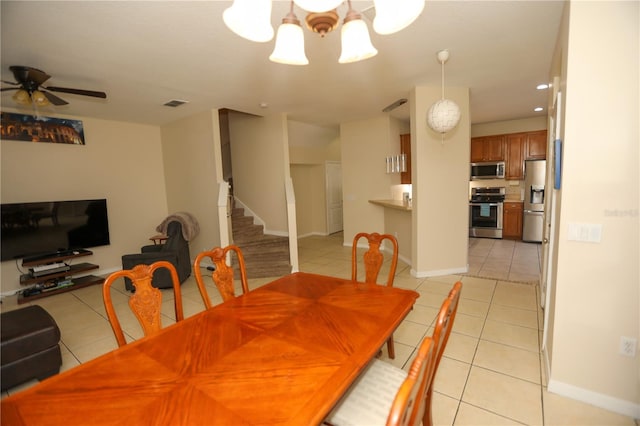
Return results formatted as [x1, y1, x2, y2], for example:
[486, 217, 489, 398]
[269, 10, 309, 65]
[338, 7, 378, 63]
[372, 0, 425, 35]
[223, 0, 274, 42]
[293, 0, 343, 13]
[222, 0, 425, 65]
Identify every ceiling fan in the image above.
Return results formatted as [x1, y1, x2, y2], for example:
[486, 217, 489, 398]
[1, 65, 107, 106]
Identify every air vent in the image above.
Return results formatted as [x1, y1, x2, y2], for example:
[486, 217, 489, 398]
[382, 98, 407, 112]
[163, 99, 189, 107]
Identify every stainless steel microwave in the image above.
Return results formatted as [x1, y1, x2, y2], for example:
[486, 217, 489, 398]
[470, 161, 505, 180]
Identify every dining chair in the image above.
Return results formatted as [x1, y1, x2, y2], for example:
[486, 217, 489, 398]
[102, 261, 184, 347]
[352, 232, 399, 358]
[193, 245, 249, 308]
[325, 281, 462, 426]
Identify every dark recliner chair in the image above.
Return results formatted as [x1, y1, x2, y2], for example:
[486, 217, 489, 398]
[121, 221, 191, 291]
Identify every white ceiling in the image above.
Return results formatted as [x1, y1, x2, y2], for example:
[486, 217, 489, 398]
[0, 1, 564, 129]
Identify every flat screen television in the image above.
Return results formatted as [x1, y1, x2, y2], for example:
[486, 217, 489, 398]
[1, 199, 110, 262]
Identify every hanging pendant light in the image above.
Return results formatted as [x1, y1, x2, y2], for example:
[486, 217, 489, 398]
[372, 0, 425, 35]
[427, 50, 461, 134]
[338, 1, 378, 64]
[223, 0, 274, 42]
[270, 1, 309, 65]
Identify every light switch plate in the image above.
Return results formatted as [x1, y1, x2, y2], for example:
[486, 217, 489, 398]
[568, 223, 603, 242]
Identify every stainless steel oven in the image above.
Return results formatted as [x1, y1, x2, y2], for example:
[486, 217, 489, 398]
[469, 187, 505, 239]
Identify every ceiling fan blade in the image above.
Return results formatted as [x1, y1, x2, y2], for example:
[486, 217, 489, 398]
[42, 90, 69, 106]
[44, 86, 107, 99]
[1, 80, 20, 86]
[1, 87, 19, 92]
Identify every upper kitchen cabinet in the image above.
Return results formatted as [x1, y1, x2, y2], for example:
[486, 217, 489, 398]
[505, 133, 527, 180]
[470, 135, 505, 162]
[475, 130, 548, 180]
[400, 133, 411, 184]
[525, 130, 547, 160]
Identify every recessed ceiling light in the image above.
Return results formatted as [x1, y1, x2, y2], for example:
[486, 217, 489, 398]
[534, 107, 544, 112]
[536, 84, 549, 90]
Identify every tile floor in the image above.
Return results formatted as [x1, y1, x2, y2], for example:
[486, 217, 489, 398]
[1, 234, 637, 426]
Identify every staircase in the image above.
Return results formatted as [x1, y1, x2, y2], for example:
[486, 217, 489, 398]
[230, 207, 292, 278]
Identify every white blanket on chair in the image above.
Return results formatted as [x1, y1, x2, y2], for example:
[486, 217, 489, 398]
[156, 212, 200, 241]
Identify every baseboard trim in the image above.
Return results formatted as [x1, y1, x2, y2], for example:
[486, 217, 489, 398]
[410, 266, 468, 278]
[547, 378, 640, 419]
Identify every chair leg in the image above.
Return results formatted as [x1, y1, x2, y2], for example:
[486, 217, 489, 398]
[386, 334, 395, 359]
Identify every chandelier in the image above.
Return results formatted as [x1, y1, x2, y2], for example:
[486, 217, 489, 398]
[223, 0, 425, 65]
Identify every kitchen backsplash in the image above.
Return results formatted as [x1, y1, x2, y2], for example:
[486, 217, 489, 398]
[469, 179, 525, 201]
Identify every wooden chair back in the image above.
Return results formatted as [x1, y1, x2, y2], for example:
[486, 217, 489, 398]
[386, 337, 436, 426]
[351, 232, 399, 287]
[194, 245, 249, 308]
[421, 281, 462, 426]
[352, 232, 399, 358]
[103, 261, 184, 347]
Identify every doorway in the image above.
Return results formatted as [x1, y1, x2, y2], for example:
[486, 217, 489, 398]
[325, 161, 343, 234]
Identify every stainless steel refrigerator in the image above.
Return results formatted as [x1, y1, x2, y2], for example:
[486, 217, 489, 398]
[523, 160, 546, 242]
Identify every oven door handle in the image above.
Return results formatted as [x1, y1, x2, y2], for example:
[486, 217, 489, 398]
[469, 203, 501, 207]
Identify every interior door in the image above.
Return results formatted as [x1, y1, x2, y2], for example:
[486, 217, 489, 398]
[326, 161, 343, 234]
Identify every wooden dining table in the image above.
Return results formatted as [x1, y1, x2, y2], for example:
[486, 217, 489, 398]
[1, 272, 419, 425]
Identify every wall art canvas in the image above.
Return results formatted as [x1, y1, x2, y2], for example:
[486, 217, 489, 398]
[0, 112, 85, 145]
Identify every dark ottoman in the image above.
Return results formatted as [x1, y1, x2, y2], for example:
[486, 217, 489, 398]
[1, 305, 62, 391]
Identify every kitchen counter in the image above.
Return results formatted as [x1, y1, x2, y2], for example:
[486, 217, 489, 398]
[504, 195, 524, 202]
[369, 199, 412, 211]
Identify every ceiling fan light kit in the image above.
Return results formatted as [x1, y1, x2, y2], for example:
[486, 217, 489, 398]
[427, 49, 461, 136]
[223, 0, 424, 65]
[12, 89, 33, 106]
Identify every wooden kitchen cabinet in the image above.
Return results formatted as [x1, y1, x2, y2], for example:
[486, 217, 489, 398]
[400, 133, 411, 184]
[503, 202, 523, 240]
[473, 130, 547, 180]
[525, 130, 547, 160]
[470, 135, 505, 162]
[505, 133, 526, 180]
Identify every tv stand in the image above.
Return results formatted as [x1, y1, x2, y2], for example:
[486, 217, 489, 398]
[18, 249, 104, 304]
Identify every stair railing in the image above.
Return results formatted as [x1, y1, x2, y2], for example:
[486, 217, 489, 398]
[285, 177, 299, 273]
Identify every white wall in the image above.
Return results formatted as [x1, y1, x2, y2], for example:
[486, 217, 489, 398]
[228, 112, 289, 234]
[340, 115, 404, 245]
[288, 120, 340, 237]
[410, 86, 470, 277]
[160, 110, 222, 254]
[547, 1, 639, 417]
[1, 110, 167, 293]
[471, 116, 547, 138]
